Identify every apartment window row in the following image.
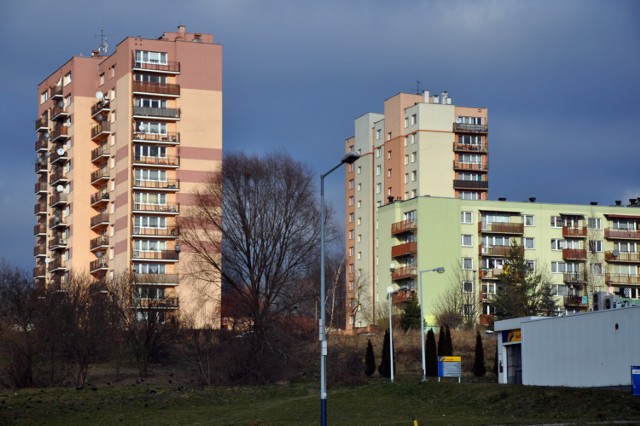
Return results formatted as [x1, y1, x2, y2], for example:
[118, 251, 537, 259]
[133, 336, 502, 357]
[135, 50, 169, 65]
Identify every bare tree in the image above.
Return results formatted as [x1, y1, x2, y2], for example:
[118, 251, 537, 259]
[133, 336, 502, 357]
[433, 264, 480, 329]
[178, 151, 327, 344]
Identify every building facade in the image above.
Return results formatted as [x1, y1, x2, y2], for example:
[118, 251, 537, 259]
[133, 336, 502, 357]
[33, 26, 222, 326]
[371, 196, 640, 329]
[344, 91, 489, 330]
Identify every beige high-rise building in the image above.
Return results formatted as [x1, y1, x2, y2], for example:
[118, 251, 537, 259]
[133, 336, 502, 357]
[33, 26, 222, 326]
[344, 91, 488, 331]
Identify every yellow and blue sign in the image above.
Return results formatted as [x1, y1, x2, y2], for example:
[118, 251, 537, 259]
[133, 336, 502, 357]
[438, 356, 462, 379]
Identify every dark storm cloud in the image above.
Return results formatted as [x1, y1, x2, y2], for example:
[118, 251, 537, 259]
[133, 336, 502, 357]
[1, 0, 638, 269]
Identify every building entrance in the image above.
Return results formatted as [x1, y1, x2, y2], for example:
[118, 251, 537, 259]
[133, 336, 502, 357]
[506, 344, 522, 384]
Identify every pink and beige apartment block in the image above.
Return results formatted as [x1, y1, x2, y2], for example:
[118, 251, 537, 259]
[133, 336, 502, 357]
[33, 26, 222, 326]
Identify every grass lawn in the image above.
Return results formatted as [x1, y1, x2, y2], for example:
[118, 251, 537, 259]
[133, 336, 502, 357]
[1, 375, 639, 425]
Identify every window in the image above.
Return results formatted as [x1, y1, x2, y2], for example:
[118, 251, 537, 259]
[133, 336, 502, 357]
[348, 196, 354, 206]
[357, 166, 361, 175]
[137, 121, 167, 134]
[387, 150, 392, 159]
[551, 261, 565, 273]
[550, 216, 565, 228]
[461, 211, 473, 224]
[459, 191, 481, 200]
[357, 252, 362, 260]
[376, 183, 381, 194]
[348, 179, 354, 189]
[135, 50, 168, 65]
[387, 169, 392, 178]
[99, 73, 105, 85]
[461, 235, 472, 247]
[410, 134, 415, 144]
[613, 219, 637, 231]
[410, 114, 416, 125]
[40, 90, 49, 103]
[614, 241, 638, 253]
[135, 263, 166, 274]
[463, 281, 473, 293]
[459, 135, 482, 146]
[387, 132, 392, 141]
[523, 215, 534, 226]
[590, 263, 603, 275]
[404, 173, 408, 184]
[404, 155, 409, 165]
[135, 145, 167, 159]
[551, 239, 568, 250]
[135, 98, 167, 108]
[348, 213, 354, 223]
[411, 152, 416, 163]
[348, 247, 354, 256]
[357, 200, 361, 208]
[403, 137, 408, 147]
[357, 234, 361, 242]
[411, 189, 417, 198]
[457, 116, 482, 125]
[482, 235, 511, 247]
[588, 217, 601, 230]
[460, 154, 481, 164]
[135, 169, 166, 182]
[404, 117, 408, 128]
[357, 217, 361, 225]
[458, 172, 482, 181]
[135, 192, 167, 206]
[64, 95, 71, 107]
[135, 73, 167, 83]
[63, 72, 72, 86]
[375, 147, 382, 157]
[526, 260, 536, 272]
[523, 237, 534, 249]
[411, 171, 417, 182]
[134, 239, 166, 252]
[588, 240, 603, 253]
[375, 129, 381, 140]
[403, 210, 416, 222]
[348, 230, 354, 240]
[387, 187, 392, 196]
[462, 258, 473, 270]
[376, 165, 381, 176]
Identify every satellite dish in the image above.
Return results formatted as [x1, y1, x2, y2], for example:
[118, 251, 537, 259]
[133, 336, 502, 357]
[138, 123, 145, 131]
[57, 148, 65, 156]
[64, 119, 71, 127]
[56, 185, 64, 192]
[44, 132, 50, 139]
[95, 91, 104, 100]
[57, 100, 64, 108]
[96, 114, 104, 122]
[456, 118, 462, 124]
[612, 249, 620, 258]
[44, 257, 51, 264]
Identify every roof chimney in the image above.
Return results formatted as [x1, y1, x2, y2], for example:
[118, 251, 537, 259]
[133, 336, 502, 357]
[615, 200, 622, 206]
[590, 201, 598, 206]
[498, 197, 506, 201]
[529, 197, 536, 203]
[387, 196, 394, 204]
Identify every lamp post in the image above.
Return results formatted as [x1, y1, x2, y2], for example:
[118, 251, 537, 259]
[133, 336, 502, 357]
[418, 266, 445, 383]
[319, 151, 360, 426]
[386, 283, 398, 383]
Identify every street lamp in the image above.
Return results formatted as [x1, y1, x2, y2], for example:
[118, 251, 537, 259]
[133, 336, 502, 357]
[319, 151, 360, 426]
[418, 266, 445, 382]
[386, 282, 399, 383]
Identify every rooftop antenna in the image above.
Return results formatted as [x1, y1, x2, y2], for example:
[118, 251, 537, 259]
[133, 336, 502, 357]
[95, 28, 110, 55]
[416, 80, 421, 94]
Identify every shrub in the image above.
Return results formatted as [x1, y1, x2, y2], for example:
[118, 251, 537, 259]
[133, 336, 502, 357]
[473, 331, 486, 377]
[425, 329, 438, 377]
[363, 339, 376, 377]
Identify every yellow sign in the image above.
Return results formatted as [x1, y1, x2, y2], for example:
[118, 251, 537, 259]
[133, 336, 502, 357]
[439, 356, 461, 362]
[507, 329, 521, 342]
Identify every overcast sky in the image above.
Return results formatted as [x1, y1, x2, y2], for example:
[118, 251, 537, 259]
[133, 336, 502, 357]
[1, 0, 639, 270]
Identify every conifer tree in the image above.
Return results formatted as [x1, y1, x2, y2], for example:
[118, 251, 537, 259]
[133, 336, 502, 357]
[400, 295, 421, 332]
[445, 325, 453, 356]
[473, 331, 487, 377]
[425, 329, 438, 377]
[364, 339, 376, 377]
[378, 329, 392, 377]
[437, 327, 446, 356]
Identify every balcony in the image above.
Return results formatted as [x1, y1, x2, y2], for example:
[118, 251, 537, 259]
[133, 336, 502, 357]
[391, 242, 417, 258]
[50, 85, 63, 99]
[564, 295, 589, 309]
[480, 268, 503, 280]
[132, 179, 180, 191]
[35, 117, 49, 131]
[90, 100, 110, 118]
[51, 105, 70, 121]
[563, 272, 587, 285]
[604, 228, 640, 240]
[132, 132, 180, 145]
[90, 190, 110, 206]
[132, 81, 180, 97]
[605, 274, 640, 286]
[49, 193, 69, 207]
[133, 227, 179, 238]
[453, 161, 488, 172]
[35, 138, 48, 152]
[34, 223, 47, 236]
[35, 181, 48, 194]
[562, 248, 587, 261]
[90, 259, 109, 273]
[35, 160, 47, 174]
[49, 258, 68, 273]
[50, 126, 69, 143]
[91, 144, 110, 163]
[132, 59, 181, 74]
[563, 226, 587, 238]
[135, 297, 179, 310]
[49, 170, 68, 186]
[91, 167, 110, 184]
[33, 266, 46, 278]
[133, 106, 181, 120]
[391, 289, 416, 305]
[132, 250, 180, 261]
[91, 122, 111, 140]
[605, 251, 640, 263]
[33, 245, 46, 257]
[479, 222, 524, 235]
[90, 235, 110, 251]
[453, 123, 488, 134]
[453, 180, 488, 190]
[452, 142, 487, 153]
[90, 212, 110, 229]
[133, 155, 180, 168]
[48, 236, 68, 250]
[133, 273, 179, 286]
[50, 149, 68, 165]
[480, 245, 517, 257]
[49, 216, 67, 229]
[132, 203, 179, 214]
[391, 266, 417, 281]
[391, 220, 416, 235]
[34, 203, 47, 215]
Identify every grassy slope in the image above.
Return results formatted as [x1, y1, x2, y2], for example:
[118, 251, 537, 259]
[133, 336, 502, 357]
[2, 376, 639, 426]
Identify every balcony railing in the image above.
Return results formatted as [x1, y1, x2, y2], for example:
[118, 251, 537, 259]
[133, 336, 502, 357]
[49, 258, 67, 272]
[133, 106, 181, 119]
[453, 123, 488, 134]
[90, 235, 110, 250]
[391, 289, 416, 305]
[91, 168, 110, 184]
[91, 144, 110, 162]
[34, 203, 47, 215]
[90, 213, 110, 228]
[35, 181, 48, 194]
[391, 220, 416, 235]
[132, 250, 180, 261]
[33, 266, 46, 277]
[605, 251, 640, 263]
[90, 259, 109, 273]
[50, 85, 63, 98]
[49, 216, 67, 229]
[33, 245, 46, 257]
[133, 179, 180, 191]
[391, 266, 417, 281]
[90, 190, 110, 205]
[133, 273, 180, 285]
[49, 170, 68, 185]
[48, 236, 68, 250]
[133, 155, 180, 167]
[605, 274, 640, 286]
[132, 132, 180, 144]
[50, 149, 68, 164]
[563, 226, 587, 238]
[562, 248, 587, 261]
[564, 295, 589, 309]
[480, 268, 503, 280]
[34, 223, 47, 235]
[135, 297, 179, 310]
[51, 105, 70, 121]
[453, 161, 488, 172]
[50, 126, 69, 142]
[479, 222, 524, 235]
[132, 81, 180, 97]
[91, 122, 111, 140]
[90, 100, 110, 117]
[35, 117, 49, 131]
[133, 227, 179, 238]
[480, 245, 516, 257]
[132, 60, 181, 74]
[49, 193, 69, 207]
[604, 228, 640, 240]
[452, 142, 487, 153]
[132, 203, 179, 214]
[563, 272, 587, 285]
[391, 242, 417, 258]
[453, 180, 488, 190]
[35, 161, 47, 174]
[35, 138, 48, 152]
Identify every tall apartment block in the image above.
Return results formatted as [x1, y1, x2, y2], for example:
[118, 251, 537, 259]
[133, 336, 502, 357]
[376, 196, 640, 327]
[33, 26, 222, 326]
[344, 91, 488, 331]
